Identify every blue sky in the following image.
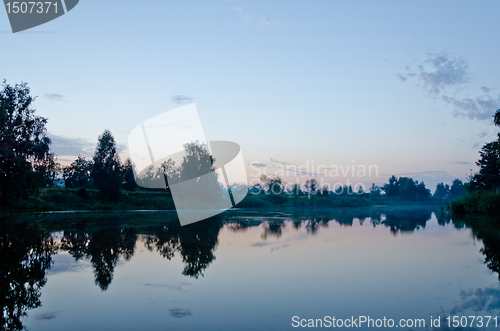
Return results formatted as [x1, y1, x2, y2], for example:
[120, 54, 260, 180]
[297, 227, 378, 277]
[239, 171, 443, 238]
[2, 0, 500, 190]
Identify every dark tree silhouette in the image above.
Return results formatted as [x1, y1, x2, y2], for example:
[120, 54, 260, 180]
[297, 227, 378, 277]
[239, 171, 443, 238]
[467, 109, 500, 191]
[0, 81, 57, 201]
[91, 130, 122, 201]
[122, 158, 137, 191]
[63, 155, 93, 189]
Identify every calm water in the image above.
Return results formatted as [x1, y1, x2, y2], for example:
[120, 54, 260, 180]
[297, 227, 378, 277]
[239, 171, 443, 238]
[2, 206, 500, 330]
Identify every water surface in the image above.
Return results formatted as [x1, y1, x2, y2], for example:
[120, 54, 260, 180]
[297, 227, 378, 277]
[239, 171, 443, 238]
[1, 206, 500, 330]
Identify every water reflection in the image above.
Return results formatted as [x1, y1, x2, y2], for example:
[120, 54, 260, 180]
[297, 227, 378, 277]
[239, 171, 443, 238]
[0, 223, 56, 330]
[61, 226, 137, 290]
[2, 207, 500, 330]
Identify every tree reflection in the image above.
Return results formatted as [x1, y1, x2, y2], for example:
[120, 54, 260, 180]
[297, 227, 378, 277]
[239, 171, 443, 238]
[143, 222, 181, 260]
[454, 215, 500, 281]
[179, 218, 223, 278]
[0, 223, 56, 330]
[61, 224, 137, 291]
[382, 210, 432, 235]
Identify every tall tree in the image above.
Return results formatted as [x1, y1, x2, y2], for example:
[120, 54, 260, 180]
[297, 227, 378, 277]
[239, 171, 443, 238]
[0, 81, 56, 200]
[91, 130, 122, 201]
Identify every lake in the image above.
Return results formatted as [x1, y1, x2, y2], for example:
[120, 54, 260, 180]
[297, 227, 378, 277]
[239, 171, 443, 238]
[1, 206, 500, 330]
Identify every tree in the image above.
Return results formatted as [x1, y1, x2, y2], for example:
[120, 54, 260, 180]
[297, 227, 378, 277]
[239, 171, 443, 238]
[468, 109, 500, 191]
[382, 175, 429, 199]
[0, 81, 56, 200]
[416, 181, 430, 199]
[91, 130, 122, 201]
[63, 155, 92, 189]
[397, 177, 418, 199]
[468, 141, 500, 191]
[260, 175, 285, 204]
[433, 182, 450, 199]
[450, 179, 467, 199]
[369, 183, 381, 198]
[121, 158, 137, 191]
[382, 175, 399, 197]
[304, 178, 318, 196]
[288, 183, 303, 196]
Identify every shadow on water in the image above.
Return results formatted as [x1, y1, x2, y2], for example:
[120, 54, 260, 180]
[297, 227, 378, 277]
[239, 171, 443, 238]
[2, 206, 500, 330]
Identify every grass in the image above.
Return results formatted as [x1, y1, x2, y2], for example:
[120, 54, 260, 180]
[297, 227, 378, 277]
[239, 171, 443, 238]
[0, 188, 176, 212]
[0, 188, 447, 213]
[450, 190, 500, 215]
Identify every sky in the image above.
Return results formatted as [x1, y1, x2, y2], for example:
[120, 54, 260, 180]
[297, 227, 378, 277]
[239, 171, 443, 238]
[1, 0, 500, 191]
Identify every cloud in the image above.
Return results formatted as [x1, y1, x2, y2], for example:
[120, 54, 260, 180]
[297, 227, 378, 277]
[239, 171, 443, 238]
[261, 17, 276, 26]
[481, 86, 493, 93]
[249, 160, 323, 177]
[231, 5, 252, 24]
[398, 52, 470, 95]
[35, 312, 60, 320]
[250, 162, 269, 168]
[44, 93, 66, 101]
[442, 94, 500, 121]
[169, 308, 192, 318]
[49, 134, 95, 158]
[450, 287, 500, 314]
[478, 131, 488, 138]
[399, 51, 500, 122]
[171, 95, 194, 104]
[356, 5, 370, 15]
[449, 161, 472, 165]
[270, 157, 290, 165]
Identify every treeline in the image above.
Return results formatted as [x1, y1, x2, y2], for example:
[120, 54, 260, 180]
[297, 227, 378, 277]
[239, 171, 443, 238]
[246, 174, 466, 203]
[451, 109, 500, 214]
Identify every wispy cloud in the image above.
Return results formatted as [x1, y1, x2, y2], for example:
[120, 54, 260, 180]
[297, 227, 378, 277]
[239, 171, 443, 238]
[49, 134, 95, 157]
[171, 95, 194, 104]
[442, 94, 500, 121]
[261, 16, 277, 26]
[398, 52, 470, 96]
[231, 5, 252, 24]
[270, 157, 290, 165]
[44, 93, 66, 102]
[449, 161, 471, 165]
[481, 86, 493, 93]
[398, 51, 500, 122]
[250, 162, 269, 168]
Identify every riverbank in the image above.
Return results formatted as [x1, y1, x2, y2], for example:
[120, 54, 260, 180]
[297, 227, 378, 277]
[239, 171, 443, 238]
[0, 188, 448, 213]
[450, 190, 500, 215]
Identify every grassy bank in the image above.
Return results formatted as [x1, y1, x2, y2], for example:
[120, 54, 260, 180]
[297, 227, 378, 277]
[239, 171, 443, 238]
[0, 188, 448, 213]
[0, 188, 176, 212]
[450, 190, 500, 215]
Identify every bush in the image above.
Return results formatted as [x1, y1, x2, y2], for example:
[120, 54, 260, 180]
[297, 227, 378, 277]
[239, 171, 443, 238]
[451, 190, 500, 214]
